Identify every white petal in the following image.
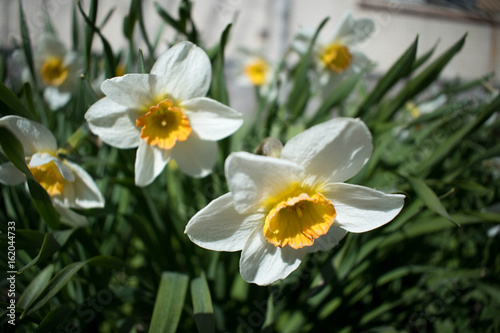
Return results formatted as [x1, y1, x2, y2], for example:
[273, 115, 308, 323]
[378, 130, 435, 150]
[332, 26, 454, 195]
[100, 74, 156, 109]
[85, 97, 140, 149]
[330, 11, 357, 42]
[306, 225, 347, 253]
[182, 97, 243, 141]
[29, 153, 75, 182]
[281, 118, 373, 183]
[225, 152, 305, 214]
[35, 33, 66, 64]
[323, 183, 405, 233]
[337, 17, 375, 45]
[240, 227, 307, 285]
[292, 27, 315, 54]
[44, 87, 72, 109]
[350, 49, 371, 72]
[64, 160, 105, 209]
[185, 193, 265, 251]
[0, 163, 26, 185]
[53, 200, 89, 228]
[171, 133, 217, 178]
[134, 140, 171, 187]
[151, 41, 211, 101]
[0, 115, 57, 155]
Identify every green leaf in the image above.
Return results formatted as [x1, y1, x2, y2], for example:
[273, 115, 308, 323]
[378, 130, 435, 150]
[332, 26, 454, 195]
[150, 272, 189, 333]
[0, 81, 33, 119]
[18, 234, 61, 273]
[19, 0, 36, 90]
[415, 92, 500, 176]
[86, 255, 125, 270]
[357, 36, 418, 118]
[78, 0, 116, 78]
[33, 306, 73, 333]
[21, 261, 86, 318]
[407, 176, 458, 226]
[191, 274, 215, 333]
[21, 255, 124, 318]
[137, 49, 146, 74]
[71, 1, 80, 51]
[154, 2, 187, 36]
[0, 127, 60, 229]
[18, 264, 55, 310]
[379, 34, 467, 121]
[411, 39, 438, 72]
[82, 0, 98, 73]
[210, 24, 232, 105]
[136, 0, 155, 60]
[307, 71, 363, 127]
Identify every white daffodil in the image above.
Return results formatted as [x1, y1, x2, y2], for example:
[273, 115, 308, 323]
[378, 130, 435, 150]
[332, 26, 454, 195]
[0, 116, 105, 226]
[293, 11, 374, 90]
[85, 41, 244, 187]
[234, 49, 274, 88]
[185, 118, 405, 285]
[32, 32, 83, 110]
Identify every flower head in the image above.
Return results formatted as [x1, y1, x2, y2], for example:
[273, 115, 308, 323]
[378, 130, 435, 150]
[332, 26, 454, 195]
[293, 11, 374, 90]
[33, 33, 83, 109]
[0, 116, 105, 226]
[85, 41, 244, 186]
[185, 118, 405, 285]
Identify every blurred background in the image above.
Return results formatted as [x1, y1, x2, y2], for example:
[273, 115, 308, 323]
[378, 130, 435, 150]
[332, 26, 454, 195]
[1, 0, 499, 79]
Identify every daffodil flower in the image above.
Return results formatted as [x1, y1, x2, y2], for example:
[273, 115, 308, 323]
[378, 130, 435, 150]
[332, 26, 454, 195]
[293, 11, 374, 90]
[34, 33, 83, 109]
[235, 50, 273, 88]
[0, 116, 105, 226]
[85, 41, 244, 187]
[185, 118, 405, 285]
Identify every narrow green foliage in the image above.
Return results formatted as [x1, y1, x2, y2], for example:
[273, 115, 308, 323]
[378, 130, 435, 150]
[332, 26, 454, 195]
[150, 272, 189, 333]
[357, 36, 418, 118]
[407, 176, 458, 226]
[18, 0, 36, 90]
[211, 24, 232, 105]
[308, 71, 363, 126]
[191, 274, 215, 333]
[18, 264, 55, 310]
[378, 34, 467, 121]
[78, 0, 116, 78]
[0, 81, 33, 119]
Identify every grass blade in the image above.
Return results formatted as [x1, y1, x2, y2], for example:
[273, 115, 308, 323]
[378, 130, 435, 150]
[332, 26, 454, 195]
[149, 272, 189, 333]
[191, 274, 214, 333]
[407, 176, 458, 226]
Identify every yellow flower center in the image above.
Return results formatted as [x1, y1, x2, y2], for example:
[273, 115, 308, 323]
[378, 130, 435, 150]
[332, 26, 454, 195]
[136, 99, 192, 150]
[406, 102, 420, 119]
[29, 160, 66, 196]
[244, 58, 269, 86]
[40, 57, 68, 86]
[263, 189, 336, 249]
[319, 42, 352, 73]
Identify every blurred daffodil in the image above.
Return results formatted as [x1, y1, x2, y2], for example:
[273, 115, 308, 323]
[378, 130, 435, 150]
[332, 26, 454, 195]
[0, 116, 105, 226]
[85, 41, 244, 187]
[185, 118, 405, 285]
[34, 33, 83, 109]
[293, 11, 374, 92]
